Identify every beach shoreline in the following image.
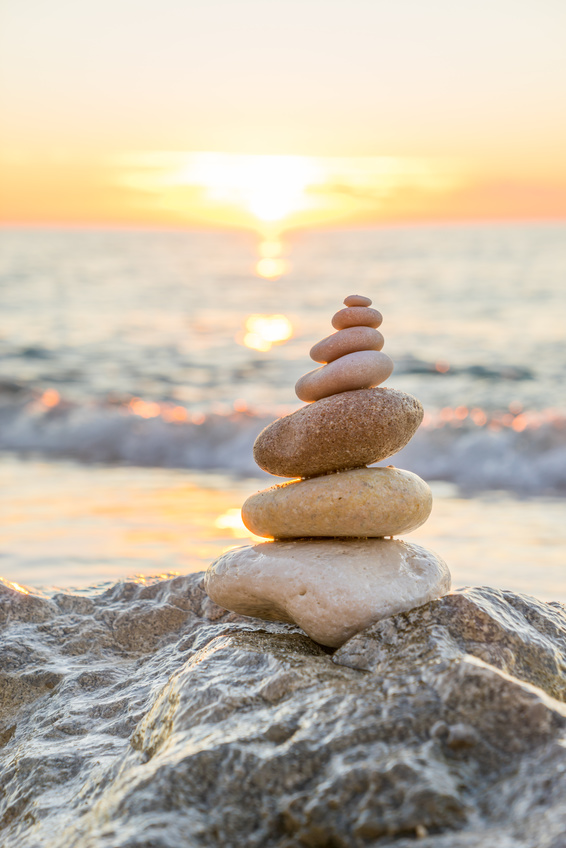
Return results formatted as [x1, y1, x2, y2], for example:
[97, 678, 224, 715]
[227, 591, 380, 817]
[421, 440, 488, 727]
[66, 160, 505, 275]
[1, 454, 565, 601]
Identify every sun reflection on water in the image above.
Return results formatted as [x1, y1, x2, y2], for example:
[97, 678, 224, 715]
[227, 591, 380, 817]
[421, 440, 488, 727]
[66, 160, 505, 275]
[40, 389, 61, 408]
[240, 314, 293, 352]
[254, 238, 288, 279]
[12, 582, 29, 594]
[215, 508, 265, 543]
[255, 257, 288, 279]
[258, 239, 283, 258]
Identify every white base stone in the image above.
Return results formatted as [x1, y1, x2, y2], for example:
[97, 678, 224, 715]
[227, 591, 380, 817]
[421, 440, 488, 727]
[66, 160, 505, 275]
[204, 539, 451, 648]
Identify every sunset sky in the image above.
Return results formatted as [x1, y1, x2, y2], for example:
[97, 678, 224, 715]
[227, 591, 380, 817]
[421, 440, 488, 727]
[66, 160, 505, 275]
[1, 0, 565, 230]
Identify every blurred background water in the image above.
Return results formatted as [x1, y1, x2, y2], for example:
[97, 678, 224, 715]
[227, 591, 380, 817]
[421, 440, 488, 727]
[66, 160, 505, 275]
[1, 222, 565, 597]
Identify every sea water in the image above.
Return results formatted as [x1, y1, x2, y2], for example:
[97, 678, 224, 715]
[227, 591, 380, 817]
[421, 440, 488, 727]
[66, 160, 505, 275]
[1, 223, 565, 596]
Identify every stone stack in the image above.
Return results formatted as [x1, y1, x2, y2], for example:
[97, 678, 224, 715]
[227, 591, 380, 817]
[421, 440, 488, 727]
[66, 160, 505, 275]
[205, 295, 451, 647]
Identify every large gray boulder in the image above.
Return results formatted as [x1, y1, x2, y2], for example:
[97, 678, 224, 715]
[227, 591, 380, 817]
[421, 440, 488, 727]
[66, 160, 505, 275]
[1, 576, 565, 847]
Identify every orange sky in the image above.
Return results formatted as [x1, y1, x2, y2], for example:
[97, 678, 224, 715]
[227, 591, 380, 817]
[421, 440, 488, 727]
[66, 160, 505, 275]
[1, 0, 566, 230]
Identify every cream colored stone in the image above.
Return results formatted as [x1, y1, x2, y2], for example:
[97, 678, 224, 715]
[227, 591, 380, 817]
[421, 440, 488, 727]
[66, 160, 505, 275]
[332, 306, 382, 330]
[343, 294, 372, 307]
[241, 466, 432, 539]
[253, 387, 423, 478]
[310, 326, 384, 364]
[296, 351, 393, 402]
[204, 538, 451, 647]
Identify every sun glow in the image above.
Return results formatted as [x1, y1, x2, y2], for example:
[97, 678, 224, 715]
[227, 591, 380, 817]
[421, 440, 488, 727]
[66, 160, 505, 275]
[115, 151, 464, 232]
[259, 240, 283, 258]
[187, 154, 319, 222]
[214, 508, 252, 538]
[255, 238, 288, 278]
[256, 257, 288, 279]
[239, 314, 294, 352]
[118, 151, 323, 229]
[215, 508, 265, 542]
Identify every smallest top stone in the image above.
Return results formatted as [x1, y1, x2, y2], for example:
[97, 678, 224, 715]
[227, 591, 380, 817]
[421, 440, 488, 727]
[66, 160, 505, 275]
[344, 294, 372, 307]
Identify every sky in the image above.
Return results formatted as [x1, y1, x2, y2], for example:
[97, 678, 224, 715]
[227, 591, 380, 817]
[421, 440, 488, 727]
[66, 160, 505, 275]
[1, 0, 565, 229]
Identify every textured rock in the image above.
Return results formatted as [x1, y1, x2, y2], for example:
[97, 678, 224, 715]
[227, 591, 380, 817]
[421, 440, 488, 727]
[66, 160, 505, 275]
[253, 387, 424, 478]
[242, 466, 433, 538]
[310, 325, 384, 363]
[295, 350, 394, 402]
[204, 538, 450, 646]
[332, 305, 383, 330]
[1, 578, 566, 848]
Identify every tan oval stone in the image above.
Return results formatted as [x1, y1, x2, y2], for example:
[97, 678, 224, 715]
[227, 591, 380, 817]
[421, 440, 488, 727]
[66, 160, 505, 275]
[295, 351, 394, 402]
[204, 538, 451, 647]
[242, 466, 432, 539]
[343, 294, 372, 307]
[310, 326, 384, 363]
[332, 306, 382, 330]
[253, 387, 424, 478]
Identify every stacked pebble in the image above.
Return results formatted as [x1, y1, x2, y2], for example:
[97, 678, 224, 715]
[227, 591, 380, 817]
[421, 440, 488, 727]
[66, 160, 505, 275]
[205, 295, 451, 647]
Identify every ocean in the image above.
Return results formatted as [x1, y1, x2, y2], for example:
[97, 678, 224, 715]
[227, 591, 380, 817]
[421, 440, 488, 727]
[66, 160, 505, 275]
[1, 223, 565, 598]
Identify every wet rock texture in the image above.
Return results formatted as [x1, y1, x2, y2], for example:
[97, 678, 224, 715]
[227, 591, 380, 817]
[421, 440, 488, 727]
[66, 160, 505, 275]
[1, 578, 566, 848]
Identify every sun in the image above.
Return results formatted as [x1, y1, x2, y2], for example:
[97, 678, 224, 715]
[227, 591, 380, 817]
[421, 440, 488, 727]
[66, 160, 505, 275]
[117, 151, 325, 230]
[116, 150, 464, 232]
[180, 153, 321, 223]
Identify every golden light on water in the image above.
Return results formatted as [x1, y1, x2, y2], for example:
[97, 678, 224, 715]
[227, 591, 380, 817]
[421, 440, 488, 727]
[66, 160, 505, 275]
[214, 508, 249, 537]
[119, 394, 546, 436]
[240, 314, 294, 352]
[40, 389, 61, 408]
[259, 240, 283, 258]
[126, 399, 202, 424]
[215, 508, 265, 541]
[255, 238, 288, 279]
[160, 406, 189, 423]
[419, 402, 561, 434]
[255, 257, 288, 279]
[128, 398, 161, 418]
[9, 581, 30, 595]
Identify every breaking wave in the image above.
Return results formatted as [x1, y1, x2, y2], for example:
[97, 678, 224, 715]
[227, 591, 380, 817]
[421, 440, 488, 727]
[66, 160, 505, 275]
[1, 386, 565, 495]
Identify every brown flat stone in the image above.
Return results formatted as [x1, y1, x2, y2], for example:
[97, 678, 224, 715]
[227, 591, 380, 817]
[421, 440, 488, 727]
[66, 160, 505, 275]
[295, 350, 393, 402]
[343, 294, 372, 307]
[332, 306, 383, 330]
[310, 326, 384, 363]
[253, 387, 424, 478]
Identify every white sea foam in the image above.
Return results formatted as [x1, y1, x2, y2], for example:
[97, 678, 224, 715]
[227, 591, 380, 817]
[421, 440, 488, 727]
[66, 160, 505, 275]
[1, 225, 565, 495]
[1, 393, 565, 495]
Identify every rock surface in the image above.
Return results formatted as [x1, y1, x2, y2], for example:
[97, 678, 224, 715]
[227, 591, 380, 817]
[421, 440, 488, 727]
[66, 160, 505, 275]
[1, 577, 566, 847]
[253, 387, 424, 478]
[241, 466, 433, 538]
[295, 350, 394, 402]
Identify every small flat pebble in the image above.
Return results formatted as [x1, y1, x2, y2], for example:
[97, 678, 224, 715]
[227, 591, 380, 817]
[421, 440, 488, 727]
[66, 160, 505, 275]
[332, 306, 383, 330]
[310, 326, 384, 363]
[253, 387, 424, 478]
[296, 350, 393, 402]
[204, 538, 451, 647]
[343, 295, 372, 307]
[241, 466, 432, 539]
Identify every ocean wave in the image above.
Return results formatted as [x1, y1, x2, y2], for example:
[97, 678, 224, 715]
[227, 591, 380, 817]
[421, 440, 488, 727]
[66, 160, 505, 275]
[1, 388, 565, 495]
